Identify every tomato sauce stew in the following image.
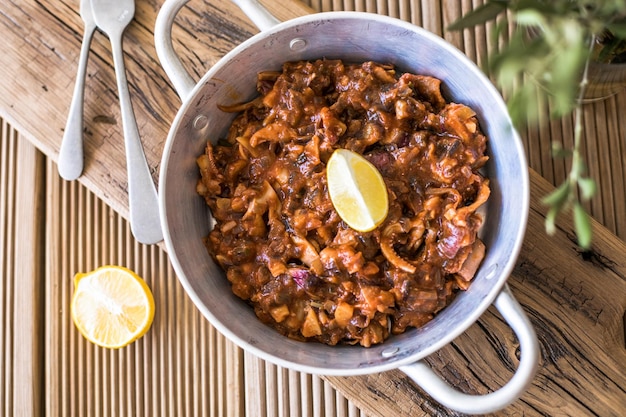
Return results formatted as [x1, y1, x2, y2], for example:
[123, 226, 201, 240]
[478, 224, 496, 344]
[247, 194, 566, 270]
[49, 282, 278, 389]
[196, 60, 490, 347]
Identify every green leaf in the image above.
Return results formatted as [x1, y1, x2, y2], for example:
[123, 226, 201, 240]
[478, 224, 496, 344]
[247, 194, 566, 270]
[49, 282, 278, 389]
[551, 141, 573, 158]
[506, 87, 537, 128]
[514, 9, 547, 27]
[606, 22, 626, 39]
[541, 181, 571, 208]
[577, 177, 597, 200]
[512, 0, 562, 14]
[610, 0, 626, 14]
[447, 2, 507, 31]
[598, 2, 626, 19]
[573, 202, 593, 248]
[545, 206, 558, 235]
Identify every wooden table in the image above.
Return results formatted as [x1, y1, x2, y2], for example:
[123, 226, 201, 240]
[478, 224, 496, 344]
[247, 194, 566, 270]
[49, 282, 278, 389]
[2, 0, 625, 416]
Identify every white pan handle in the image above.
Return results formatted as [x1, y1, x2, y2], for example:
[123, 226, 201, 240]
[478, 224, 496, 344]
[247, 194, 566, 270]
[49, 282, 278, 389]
[399, 284, 539, 415]
[155, 0, 279, 101]
[231, 0, 281, 31]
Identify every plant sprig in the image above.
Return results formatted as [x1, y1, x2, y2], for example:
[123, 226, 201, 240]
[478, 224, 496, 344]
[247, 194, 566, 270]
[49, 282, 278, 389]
[449, 0, 626, 248]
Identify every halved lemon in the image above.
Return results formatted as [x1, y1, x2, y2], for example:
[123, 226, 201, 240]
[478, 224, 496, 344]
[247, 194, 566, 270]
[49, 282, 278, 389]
[326, 148, 389, 232]
[71, 265, 155, 349]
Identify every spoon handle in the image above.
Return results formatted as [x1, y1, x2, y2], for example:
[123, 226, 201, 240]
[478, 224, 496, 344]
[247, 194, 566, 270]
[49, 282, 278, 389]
[110, 33, 163, 245]
[58, 24, 96, 181]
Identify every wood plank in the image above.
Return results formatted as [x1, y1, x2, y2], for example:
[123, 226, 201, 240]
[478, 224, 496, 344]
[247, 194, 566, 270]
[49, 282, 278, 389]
[13, 135, 46, 417]
[0, 119, 46, 417]
[0, 118, 17, 417]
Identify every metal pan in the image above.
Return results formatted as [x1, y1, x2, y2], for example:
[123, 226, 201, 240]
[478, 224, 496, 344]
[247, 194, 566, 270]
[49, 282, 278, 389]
[154, 1, 538, 413]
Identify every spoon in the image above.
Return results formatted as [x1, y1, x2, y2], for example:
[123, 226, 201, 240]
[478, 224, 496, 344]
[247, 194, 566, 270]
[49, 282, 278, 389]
[90, 0, 163, 245]
[58, 0, 97, 181]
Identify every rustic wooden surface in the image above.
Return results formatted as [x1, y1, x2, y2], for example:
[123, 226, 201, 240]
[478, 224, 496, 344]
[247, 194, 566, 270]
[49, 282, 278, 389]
[4, 0, 625, 240]
[1, 0, 625, 416]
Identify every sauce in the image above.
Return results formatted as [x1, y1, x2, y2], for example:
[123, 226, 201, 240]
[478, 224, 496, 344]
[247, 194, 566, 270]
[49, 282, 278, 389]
[196, 60, 490, 347]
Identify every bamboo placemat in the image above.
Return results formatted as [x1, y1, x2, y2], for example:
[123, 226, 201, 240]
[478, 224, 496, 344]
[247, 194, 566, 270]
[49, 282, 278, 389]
[1, 118, 369, 416]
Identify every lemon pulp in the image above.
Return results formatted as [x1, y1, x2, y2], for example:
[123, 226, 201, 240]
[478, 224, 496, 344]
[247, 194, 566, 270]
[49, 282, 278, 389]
[71, 265, 155, 349]
[326, 149, 389, 232]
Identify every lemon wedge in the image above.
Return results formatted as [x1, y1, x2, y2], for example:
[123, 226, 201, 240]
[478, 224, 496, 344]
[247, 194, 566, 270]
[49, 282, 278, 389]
[326, 148, 389, 232]
[71, 265, 155, 349]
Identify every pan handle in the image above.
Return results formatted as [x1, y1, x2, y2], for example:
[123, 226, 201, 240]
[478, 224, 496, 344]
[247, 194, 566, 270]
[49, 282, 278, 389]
[155, 0, 280, 101]
[231, 0, 281, 31]
[399, 284, 539, 414]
